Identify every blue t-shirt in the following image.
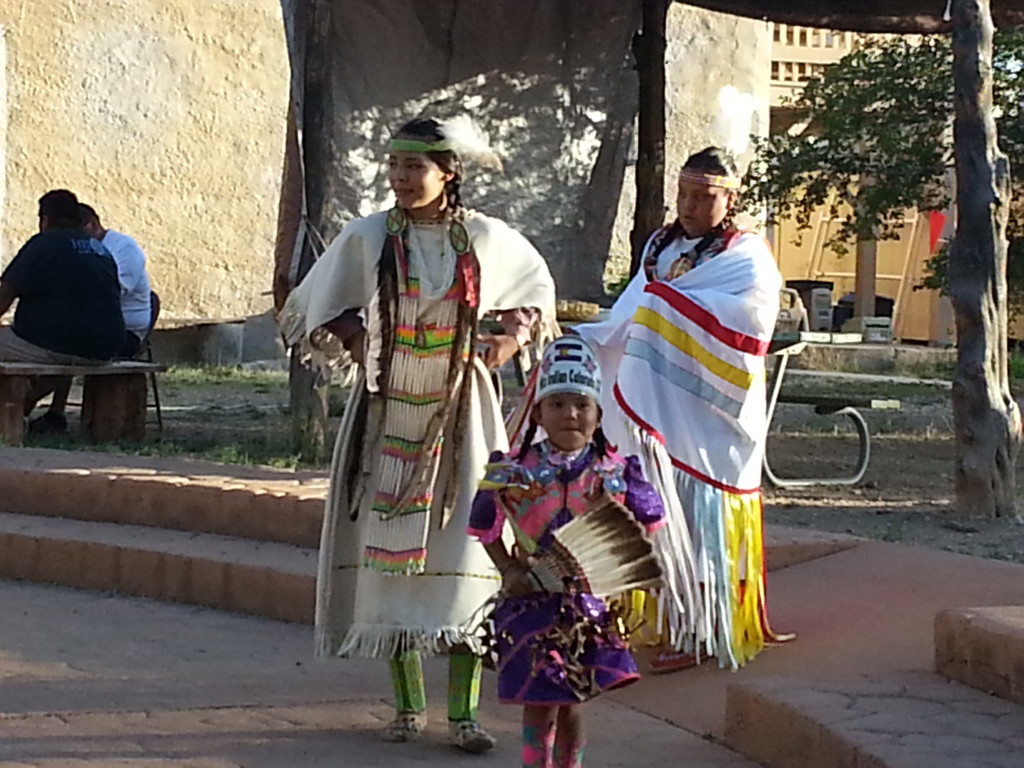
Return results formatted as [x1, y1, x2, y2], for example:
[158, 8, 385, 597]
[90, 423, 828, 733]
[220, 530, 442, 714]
[1, 229, 126, 360]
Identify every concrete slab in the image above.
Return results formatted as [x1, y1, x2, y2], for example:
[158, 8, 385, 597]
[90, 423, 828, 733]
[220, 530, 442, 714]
[606, 541, 1024, 740]
[726, 672, 1024, 768]
[936, 606, 1024, 705]
[0, 581, 757, 767]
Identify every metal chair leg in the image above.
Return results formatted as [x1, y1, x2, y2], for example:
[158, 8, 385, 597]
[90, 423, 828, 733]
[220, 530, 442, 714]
[763, 406, 870, 488]
[149, 370, 163, 435]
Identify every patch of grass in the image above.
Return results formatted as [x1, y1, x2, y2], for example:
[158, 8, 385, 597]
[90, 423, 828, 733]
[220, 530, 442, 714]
[162, 365, 288, 389]
[779, 377, 948, 401]
[26, 429, 305, 470]
[901, 358, 957, 381]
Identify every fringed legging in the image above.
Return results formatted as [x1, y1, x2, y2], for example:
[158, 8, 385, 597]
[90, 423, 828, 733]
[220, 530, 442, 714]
[522, 705, 586, 768]
[389, 649, 482, 722]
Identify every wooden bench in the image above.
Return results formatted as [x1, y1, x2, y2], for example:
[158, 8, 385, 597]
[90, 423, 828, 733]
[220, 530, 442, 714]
[0, 361, 166, 446]
[764, 393, 901, 488]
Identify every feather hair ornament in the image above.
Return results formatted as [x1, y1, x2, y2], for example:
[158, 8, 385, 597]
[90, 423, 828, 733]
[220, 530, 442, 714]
[439, 115, 504, 172]
[710, 85, 756, 160]
[526, 496, 663, 598]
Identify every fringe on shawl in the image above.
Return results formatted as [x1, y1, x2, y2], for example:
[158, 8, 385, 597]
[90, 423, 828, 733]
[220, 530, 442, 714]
[317, 623, 482, 660]
[628, 469, 777, 669]
[613, 425, 704, 653]
[683, 476, 771, 668]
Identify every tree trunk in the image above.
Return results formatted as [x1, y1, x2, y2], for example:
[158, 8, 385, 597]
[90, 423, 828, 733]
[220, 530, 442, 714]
[629, 0, 668, 277]
[853, 236, 877, 321]
[949, 0, 1021, 517]
[279, 0, 333, 463]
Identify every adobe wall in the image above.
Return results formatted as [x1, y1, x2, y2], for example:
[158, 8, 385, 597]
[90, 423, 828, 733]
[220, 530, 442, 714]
[0, 2, 769, 319]
[0, 0, 289, 320]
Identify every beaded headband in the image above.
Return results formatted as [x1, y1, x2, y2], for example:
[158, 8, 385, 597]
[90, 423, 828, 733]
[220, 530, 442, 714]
[678, 168, 741, 190]
[388, 138, 452, 153]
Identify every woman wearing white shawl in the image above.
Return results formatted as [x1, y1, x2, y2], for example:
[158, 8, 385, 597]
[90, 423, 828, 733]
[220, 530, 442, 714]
[575, 147, 790, 673]
[280, 117, 555, 751]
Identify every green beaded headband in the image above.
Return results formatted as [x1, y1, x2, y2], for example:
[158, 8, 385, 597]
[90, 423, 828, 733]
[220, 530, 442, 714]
[388, 138, 453, 153]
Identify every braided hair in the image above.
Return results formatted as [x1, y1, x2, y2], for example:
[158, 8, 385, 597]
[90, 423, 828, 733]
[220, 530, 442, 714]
[392, 118, 466, 219]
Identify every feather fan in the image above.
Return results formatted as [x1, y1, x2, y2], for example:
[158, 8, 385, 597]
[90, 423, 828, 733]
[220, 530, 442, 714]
[528, 497, 663, 598]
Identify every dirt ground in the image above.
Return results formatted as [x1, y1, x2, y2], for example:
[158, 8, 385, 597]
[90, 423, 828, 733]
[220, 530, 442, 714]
[764, 433, 1024, 564]
[33, 368, 1024, 566]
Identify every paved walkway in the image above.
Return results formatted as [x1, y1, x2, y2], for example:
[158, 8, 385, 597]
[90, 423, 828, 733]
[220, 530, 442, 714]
[0, 581, 754, 767]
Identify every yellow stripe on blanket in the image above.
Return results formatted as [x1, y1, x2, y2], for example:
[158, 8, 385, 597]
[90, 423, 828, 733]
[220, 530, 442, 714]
[633, 306, 761, 391]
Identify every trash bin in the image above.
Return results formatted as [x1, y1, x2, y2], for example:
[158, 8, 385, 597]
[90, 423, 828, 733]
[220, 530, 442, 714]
[786, 280, 834, 315]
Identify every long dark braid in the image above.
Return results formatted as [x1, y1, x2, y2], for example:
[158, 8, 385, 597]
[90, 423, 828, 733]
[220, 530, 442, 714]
[516, 419, 539, 461]
[444, 173, 465, 219]
[593, 426, 612, 459]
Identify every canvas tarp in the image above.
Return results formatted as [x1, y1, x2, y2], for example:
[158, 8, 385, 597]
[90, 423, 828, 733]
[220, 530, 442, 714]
[274, 0, 642, 306]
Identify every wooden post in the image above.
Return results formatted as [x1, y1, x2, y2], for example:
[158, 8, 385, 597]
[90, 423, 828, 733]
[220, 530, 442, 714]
[280, 0, 332, 464]
[81, 374, 147, 443]
[0, 376, 29, 446]
[629, 0, 668, 277]
[949, 0, 1021, 517]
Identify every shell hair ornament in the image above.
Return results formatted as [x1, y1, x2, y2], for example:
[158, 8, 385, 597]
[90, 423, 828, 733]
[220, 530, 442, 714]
[387, 115, 504, 172]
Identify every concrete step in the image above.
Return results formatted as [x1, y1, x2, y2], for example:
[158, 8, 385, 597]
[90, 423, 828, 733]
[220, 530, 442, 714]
[0, 446, 862, 626]
[0, 510, 315, 623]
[0, 446, 327, 547]
[0, 448, 859, 567]
[725, 671, 1024, 768]
[936, 606, 1024, 705]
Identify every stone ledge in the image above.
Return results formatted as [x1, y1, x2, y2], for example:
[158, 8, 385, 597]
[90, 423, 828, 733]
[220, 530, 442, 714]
[0, 449, 858, 574]
[0, 511, 315, 624]
[0, 447, 326, 547]
[725, 672, 1024, 768]
[936, 607, 1024, 705]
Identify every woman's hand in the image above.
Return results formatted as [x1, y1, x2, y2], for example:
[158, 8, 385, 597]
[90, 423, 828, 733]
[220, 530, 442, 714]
[346, 329, 367, 366]
[500, 561, 536, 597]
[478, 333, 521, 370]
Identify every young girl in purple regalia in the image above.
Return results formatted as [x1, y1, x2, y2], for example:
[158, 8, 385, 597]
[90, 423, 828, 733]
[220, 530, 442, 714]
[467, 336, 665, 768]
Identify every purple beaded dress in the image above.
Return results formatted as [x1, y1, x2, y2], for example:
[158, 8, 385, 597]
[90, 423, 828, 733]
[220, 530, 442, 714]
[468, 441, 665, 705]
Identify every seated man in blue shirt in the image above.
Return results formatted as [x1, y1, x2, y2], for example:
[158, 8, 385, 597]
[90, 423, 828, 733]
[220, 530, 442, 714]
[0, 189, 125, 433]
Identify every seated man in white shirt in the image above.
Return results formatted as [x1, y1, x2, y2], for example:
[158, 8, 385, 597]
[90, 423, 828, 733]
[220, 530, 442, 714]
[28, 205, 154, 435]
[80, 204, 152, 356]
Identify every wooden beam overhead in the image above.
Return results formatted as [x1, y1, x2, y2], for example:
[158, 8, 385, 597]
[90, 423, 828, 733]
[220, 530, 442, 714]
[678, 1, 1024, 33]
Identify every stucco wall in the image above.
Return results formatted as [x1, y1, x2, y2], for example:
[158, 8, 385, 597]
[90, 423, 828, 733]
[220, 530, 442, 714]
[0, 0, 289, 321]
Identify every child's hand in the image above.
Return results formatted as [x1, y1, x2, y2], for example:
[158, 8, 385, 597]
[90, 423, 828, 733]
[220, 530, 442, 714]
[500, 562, 536, 597]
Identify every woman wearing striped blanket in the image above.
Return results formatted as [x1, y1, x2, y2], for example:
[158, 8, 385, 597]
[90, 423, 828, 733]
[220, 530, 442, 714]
[576, 147, 792, 674]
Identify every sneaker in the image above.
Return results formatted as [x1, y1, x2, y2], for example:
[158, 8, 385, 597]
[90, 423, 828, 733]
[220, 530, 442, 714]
[27, 412, 68, 436]
[449, 720, 497, 753]
[648, 650, 698, 675]
[381, 712, 426, 742]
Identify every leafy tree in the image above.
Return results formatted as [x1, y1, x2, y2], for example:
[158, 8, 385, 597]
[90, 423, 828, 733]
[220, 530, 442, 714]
[746, 36, 952, 250]
[745, 29, 1024, 272]
[746, 24, 1023, 519]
